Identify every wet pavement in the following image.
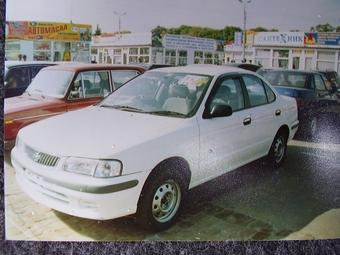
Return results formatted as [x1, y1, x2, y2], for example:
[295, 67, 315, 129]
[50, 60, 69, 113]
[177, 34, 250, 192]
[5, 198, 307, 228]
[4, 140, 340, 241]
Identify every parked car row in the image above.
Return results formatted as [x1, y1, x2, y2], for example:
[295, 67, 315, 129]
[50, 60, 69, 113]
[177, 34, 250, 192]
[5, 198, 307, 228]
[5, 60, 340, 231]
[4, 64, 146, 148]
[9, 65, 299, 231]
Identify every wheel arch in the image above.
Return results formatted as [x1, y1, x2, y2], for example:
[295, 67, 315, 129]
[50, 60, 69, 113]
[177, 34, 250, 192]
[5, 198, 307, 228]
[146, 156, 192, 189]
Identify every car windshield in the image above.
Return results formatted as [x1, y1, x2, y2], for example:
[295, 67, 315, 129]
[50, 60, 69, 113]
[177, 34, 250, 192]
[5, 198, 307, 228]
[265, 71, 307, 88]
[98, 71, 212, 118]
[25, 70, 74, 98]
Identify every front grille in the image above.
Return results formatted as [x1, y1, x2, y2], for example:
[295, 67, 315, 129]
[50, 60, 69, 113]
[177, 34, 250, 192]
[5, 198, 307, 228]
[26, 146, 60, 167]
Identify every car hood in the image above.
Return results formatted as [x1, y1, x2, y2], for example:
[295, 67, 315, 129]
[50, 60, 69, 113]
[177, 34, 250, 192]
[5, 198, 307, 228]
[5, 94, 63, 115]
[18, 105, 187, 158]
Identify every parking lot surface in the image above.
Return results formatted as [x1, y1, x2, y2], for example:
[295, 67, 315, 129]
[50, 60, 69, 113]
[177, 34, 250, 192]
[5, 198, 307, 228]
[5, 140, 340, 241]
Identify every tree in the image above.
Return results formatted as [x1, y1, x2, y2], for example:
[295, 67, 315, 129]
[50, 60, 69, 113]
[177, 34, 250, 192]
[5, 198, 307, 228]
[94, 24, 101, 36]
[310, 23, 335, 32]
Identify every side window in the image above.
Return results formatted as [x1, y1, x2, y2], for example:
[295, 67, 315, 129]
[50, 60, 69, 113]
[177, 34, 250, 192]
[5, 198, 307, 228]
[209, 76, 245, 112]
[314, 74, 327, 91]
[31, 66, 46, 82]
[243, 74, 268, 107]
[264, 83, 276, 103]
[111, 70, 140, 89]
[321, 75, 332, 91]
[69, 71, 111, 99]
[5, 68, 30, 88]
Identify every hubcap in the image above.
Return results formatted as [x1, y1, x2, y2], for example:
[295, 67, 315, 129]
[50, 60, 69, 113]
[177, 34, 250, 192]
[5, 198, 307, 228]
[310, 117, 317, 135]
[152, 180, 181, 223]
[274, 136, 284, 163]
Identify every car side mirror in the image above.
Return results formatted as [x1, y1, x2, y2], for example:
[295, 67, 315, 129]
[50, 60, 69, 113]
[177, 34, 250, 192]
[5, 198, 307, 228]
[203, 104, 233, 119]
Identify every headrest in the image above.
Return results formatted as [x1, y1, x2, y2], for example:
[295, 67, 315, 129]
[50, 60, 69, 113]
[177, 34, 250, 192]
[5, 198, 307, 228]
[169, 84, 190, 98]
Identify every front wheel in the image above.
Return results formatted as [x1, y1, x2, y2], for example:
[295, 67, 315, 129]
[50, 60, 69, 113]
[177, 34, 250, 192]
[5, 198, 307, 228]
[136, 171, 185, 231]
[267, 132, 287, 168]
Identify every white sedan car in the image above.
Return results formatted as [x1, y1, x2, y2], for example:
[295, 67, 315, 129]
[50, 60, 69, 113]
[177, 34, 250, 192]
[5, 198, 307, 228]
[11, 65, 299, 231]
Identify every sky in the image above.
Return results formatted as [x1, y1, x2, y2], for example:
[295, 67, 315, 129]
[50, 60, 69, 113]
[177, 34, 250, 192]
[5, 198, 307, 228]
[5, 0, 340, 34]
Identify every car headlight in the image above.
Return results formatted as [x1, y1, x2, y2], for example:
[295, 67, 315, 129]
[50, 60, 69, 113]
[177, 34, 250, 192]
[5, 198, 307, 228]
[63, 158, 122, 178]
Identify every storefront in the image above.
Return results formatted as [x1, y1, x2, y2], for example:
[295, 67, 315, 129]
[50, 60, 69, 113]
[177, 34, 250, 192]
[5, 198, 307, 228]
[252, 32, 340, 72]
[91, 33, 225, 66]
[5, 21, 92, 63]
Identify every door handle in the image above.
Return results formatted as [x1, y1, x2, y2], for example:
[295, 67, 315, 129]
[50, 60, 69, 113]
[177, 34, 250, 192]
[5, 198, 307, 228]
[275, 109, 281, 116]
[243, 117, 251, 125]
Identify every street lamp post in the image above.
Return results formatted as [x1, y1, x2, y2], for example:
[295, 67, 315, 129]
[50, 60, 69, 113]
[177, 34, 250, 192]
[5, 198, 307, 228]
[238, 0, 250, 62]
[114, 11, 126, 36]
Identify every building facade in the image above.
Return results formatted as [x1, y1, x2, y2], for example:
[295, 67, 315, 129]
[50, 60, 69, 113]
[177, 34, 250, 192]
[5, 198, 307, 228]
[226, 32, 340, 73]
[91, 33, 225, 66]
[5, 21, 92, 63]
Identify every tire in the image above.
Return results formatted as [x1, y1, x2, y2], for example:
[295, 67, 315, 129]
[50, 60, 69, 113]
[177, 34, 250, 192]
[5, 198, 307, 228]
[136, 169, 186, 231]
[267, 131, 287, 168]
[306, 116, 317, 138]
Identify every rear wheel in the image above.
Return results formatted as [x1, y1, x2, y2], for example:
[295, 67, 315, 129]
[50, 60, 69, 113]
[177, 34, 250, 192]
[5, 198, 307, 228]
[136, 169, 186, 231]
[267, 131, 287, 168]
[306, 116, 317, 138]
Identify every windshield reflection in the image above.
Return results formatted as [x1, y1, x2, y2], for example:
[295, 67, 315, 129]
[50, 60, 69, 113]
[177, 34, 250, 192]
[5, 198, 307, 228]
[98, 71, 211, 117]
[25, 70, 74, 98]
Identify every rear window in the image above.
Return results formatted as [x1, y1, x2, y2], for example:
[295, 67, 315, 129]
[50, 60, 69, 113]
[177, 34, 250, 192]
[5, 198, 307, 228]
[265, 71, 307, 88]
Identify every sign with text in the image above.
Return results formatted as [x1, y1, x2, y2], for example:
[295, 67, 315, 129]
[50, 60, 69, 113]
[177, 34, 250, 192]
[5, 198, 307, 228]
[6, 21, 92, 41]
[304, 33, 340, 46]
[162, 34, 217, 51]
[254, 32, 304, 46]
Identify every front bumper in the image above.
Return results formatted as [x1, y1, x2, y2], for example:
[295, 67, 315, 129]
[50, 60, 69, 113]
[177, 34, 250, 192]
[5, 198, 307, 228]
[11, 146, 149, 220]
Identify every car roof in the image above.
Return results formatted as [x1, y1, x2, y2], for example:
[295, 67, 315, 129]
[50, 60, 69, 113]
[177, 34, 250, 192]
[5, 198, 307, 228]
[265, 69, 323, 75]
[147, 64, 253, 76]
[5, 60, 57, 68]
[222, 63, 261, 72]
[40, 64, 147, 72]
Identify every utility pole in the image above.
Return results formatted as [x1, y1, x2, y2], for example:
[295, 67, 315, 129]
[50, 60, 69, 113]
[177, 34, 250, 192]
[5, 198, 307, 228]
[114, 11, 126, 36]
[238, 0, 250, 62]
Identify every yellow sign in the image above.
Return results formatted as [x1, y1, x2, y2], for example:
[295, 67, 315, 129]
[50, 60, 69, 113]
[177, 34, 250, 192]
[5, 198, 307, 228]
[6, 21, 92, 42]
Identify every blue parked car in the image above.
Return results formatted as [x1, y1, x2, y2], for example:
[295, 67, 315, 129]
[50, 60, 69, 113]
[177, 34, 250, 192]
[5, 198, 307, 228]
[264, 69, 340, 138]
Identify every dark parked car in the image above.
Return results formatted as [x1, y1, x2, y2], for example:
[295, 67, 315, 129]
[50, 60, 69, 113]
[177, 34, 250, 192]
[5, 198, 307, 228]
[313, 69, 340, 93]
[256, 67, 285, 77]
[222, 63, 261, 72]
[4, 61, 57, 98]
[264, 69, 340, 138]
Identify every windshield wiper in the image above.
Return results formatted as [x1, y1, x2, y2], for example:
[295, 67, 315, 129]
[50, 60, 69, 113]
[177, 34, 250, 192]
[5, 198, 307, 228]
[147, 110, 186, 117]
[100, 104, 144, 112]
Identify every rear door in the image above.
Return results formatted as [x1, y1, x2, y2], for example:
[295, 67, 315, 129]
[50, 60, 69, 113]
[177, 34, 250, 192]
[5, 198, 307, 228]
[241, 74, 280, 155]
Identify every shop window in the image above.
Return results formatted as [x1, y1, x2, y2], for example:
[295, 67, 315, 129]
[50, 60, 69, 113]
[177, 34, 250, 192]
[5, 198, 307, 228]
[317, 51, 335, 60]
[165, 50, 176, 65]
[255, 49, 270, 57]
[273, 50, 289, 58]
[34, 41, 51, 50]
[178, 50, 187, 66]
[129, 48, 138, 55]
[316, 61, 334, 70]
[140, 48, 149, 55]
[129, 56, 139, 63]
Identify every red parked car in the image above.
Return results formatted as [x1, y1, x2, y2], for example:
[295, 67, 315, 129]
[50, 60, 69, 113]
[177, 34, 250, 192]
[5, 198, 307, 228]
[4, 64, 146, 148]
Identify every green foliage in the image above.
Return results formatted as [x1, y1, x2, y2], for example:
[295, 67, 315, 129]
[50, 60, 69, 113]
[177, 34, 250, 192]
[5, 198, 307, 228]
[94, 24, 101, 36]
[310, 23, 335, 32]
